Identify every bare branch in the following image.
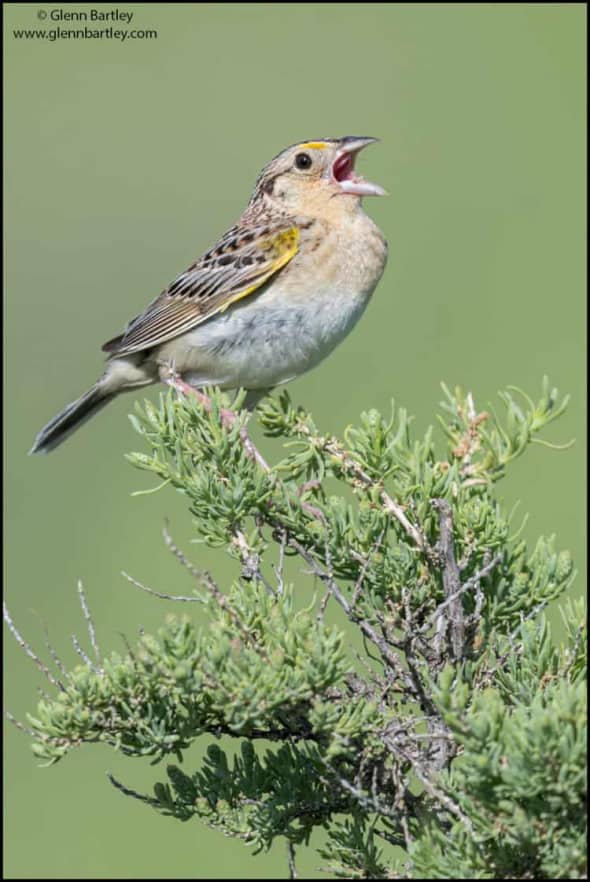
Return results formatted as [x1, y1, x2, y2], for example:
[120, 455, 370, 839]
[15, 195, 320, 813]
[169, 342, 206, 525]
[324, 438, 427, 550]
[3, 602, 64, 691]
[77, 580, 102, 665]
[162, 519, 206, 583]
[388, 737, 474, 835]
[273, 528, 288, 596]
[287, 841, 297, 880]
[429, 553, 502, 625]
[72, 634, 99, 672]
[233, 529, 275, 595]
[4, 710, 37, 738]
[431, 499, 464, 661]
[165, 377, 271, 472]
[320, 765, 400, 821]
[41, 622, 71, 684]
[287, 536, 419, 698]
[121, 570, 203, 603]
[351, 530, 385, 609]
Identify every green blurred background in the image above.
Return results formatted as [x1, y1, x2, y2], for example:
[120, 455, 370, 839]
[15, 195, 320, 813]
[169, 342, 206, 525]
[4, 3, 585, 878]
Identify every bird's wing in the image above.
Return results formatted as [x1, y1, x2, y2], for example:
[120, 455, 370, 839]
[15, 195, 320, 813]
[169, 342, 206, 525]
[102, 220, 299, 356]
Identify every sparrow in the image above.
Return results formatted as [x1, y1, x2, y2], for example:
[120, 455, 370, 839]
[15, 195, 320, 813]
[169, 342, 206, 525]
[31, 136, 388, 454]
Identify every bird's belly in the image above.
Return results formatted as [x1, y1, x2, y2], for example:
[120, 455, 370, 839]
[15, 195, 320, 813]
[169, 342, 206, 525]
[168, 285, 373, 390]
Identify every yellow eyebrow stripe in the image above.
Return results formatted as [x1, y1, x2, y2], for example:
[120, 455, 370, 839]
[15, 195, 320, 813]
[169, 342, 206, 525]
[299, 141, 329, 150]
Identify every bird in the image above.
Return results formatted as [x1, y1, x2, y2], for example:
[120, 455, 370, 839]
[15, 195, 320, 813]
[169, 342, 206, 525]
[30, 136, 388, 454]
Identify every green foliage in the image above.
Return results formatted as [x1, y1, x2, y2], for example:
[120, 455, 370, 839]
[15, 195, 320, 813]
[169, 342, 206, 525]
[157, 741, 352, 852]
[7, 379, 586, 878]
[28, 583, 351, 764]
[414, 617, 586, 879]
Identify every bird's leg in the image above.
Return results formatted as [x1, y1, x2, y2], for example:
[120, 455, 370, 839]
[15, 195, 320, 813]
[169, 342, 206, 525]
[163, 373, 270, 473]
[164, 373, 210, 406]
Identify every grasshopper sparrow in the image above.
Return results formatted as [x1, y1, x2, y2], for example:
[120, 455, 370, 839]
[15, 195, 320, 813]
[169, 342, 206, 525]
[31, 136, 388, 453]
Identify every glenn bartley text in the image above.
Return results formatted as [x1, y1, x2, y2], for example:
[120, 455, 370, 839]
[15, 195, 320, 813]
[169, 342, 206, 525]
[47, 9, 135, 24]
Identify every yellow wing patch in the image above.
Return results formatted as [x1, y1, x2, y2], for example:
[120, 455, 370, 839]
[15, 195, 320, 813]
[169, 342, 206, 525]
[102, 225, 300, 356]
[218, 227, 299, 313]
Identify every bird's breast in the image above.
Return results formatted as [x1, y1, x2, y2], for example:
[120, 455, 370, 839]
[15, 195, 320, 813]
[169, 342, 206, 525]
[167, 211, 388, 390]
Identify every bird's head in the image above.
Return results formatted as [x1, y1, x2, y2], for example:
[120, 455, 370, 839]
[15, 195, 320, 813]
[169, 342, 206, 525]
[249, 137, 387, 217]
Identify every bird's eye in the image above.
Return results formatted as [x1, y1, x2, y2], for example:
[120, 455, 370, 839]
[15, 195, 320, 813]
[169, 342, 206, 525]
[294, 152, 313, 170]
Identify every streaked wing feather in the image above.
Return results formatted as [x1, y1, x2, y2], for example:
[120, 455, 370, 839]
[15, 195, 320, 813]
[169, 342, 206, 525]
[102, 222, 299, 355]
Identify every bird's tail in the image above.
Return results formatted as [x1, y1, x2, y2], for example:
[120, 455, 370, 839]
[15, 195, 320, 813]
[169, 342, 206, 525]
[30, 384, 116, 454]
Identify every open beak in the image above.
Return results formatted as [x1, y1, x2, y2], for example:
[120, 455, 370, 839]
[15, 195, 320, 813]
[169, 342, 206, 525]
[331, 136, 387, 197]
